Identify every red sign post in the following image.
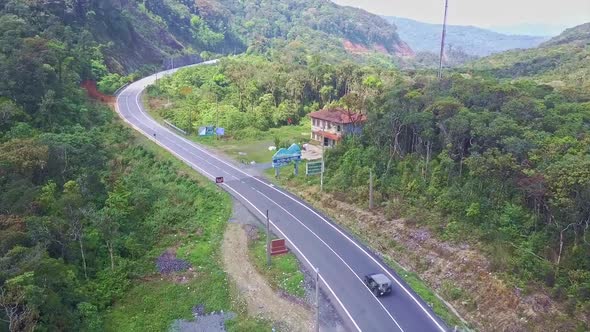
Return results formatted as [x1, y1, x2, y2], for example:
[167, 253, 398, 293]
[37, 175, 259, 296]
[270, 239, 288, 256]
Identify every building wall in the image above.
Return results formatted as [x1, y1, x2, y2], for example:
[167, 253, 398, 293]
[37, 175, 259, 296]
[310, 117, 364, 147]
[310, 118, 344, 136]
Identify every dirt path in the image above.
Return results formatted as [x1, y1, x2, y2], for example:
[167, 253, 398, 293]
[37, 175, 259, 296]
[222, 223, 314, 332]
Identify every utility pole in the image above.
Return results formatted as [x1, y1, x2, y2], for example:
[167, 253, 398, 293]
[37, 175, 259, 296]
[320, 142, 325, 192]
[315, 267, 320, 332]
[369, 169, 374, 209]
[438, 0, 449, 79]
[266, 210, 271, 266]
[216, 95, 219, 140]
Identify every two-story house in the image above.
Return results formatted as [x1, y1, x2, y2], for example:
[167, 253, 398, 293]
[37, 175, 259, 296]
[309, 108, 367, 147]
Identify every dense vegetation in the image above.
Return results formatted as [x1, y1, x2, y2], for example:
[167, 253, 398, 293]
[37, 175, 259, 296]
[0, 0, 409, 81]
[148, 54, 392, 137]
[470, 23, 590, 94]
[325, 72, 589, 312]
[315, 26, 590, 324]
[385, 16, 548, 57]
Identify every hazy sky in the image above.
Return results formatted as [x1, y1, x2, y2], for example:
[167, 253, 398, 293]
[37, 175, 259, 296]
[331, 0, 590, 29]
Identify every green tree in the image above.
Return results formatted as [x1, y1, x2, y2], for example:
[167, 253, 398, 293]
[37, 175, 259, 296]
[59, 181, 89, 279]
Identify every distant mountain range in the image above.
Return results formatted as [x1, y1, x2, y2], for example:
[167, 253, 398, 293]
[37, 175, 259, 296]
[487, 23, 570, 37]
[470, 22, 590, 90]
[383, 16, 550, 57]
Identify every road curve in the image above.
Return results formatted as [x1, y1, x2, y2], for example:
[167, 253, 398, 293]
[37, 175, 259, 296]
[115, 61, 449, 332]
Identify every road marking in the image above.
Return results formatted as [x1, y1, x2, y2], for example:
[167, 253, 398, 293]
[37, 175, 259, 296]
[117, 94, 216, 181]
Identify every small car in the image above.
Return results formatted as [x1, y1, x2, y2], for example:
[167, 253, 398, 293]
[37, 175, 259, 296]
[364, 273, 392, 297]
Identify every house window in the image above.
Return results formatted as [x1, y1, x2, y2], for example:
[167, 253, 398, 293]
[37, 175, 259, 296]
[337, 125, 341, 132]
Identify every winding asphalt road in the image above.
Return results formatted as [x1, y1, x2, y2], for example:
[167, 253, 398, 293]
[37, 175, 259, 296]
[115, 61, 449, 332]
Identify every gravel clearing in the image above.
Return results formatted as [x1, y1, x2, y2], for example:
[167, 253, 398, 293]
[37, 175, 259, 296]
[169, 311, 236, 332]
[156, 250, 191, 274]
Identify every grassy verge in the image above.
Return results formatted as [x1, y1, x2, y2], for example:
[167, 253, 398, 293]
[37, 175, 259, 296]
[248, 229, 306, 299]
[103, 128, 271, 331]
[144, 95, 311, 164]
[194, 123, 310, 163]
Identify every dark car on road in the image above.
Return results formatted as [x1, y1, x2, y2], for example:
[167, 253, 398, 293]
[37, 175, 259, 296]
[364, 273, 392, 297]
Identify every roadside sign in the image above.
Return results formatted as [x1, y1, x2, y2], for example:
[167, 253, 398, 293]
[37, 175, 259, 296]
[215, 177, 224, 184]
[306, 161, 323, 176]
[273, 155, 301, 168]
[272, 143, 302, 168]
[199, 126, 215, 136]
[270, 239, 288, 256]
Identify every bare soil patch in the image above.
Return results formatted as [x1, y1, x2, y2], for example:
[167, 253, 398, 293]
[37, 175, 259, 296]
[222, 223, 314, 332]
[147, 97, 168, 111]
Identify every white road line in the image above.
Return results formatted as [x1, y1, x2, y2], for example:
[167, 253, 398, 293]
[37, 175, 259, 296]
[255, 182, 447, 331]
[117, 96, 217, 181]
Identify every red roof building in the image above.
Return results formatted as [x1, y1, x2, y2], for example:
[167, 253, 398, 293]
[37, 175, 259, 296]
[308, 108, 366, 147]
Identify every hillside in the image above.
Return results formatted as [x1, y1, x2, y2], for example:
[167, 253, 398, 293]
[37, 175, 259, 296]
[0, 0, 416, 100]
[541, 22, 590, 47]
[196, 0, 413, 60]
[488, 23, 572, 37]
[470, 22, 590, 93]
[384, 16, 549, 57]
[14, 0, 412, 75]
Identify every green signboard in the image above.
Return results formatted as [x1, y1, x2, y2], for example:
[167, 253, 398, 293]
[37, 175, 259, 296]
[306, 161, 323, 176]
